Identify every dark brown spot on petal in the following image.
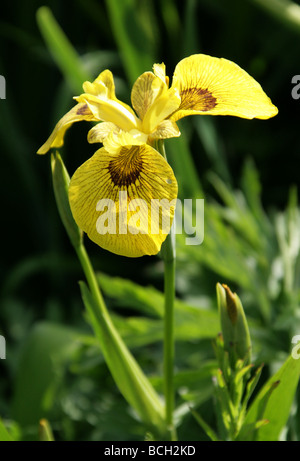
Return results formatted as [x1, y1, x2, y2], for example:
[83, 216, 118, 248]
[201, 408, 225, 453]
[77, 103, 91, 115]
[108, 146, 143, 187]
[180, 87, 217, 111]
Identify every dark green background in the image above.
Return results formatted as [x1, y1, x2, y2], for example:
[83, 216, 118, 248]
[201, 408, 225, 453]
[0, 0, 299, 441]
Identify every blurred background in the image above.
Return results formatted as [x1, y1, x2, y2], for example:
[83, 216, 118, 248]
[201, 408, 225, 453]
[0, 0, 300, 441]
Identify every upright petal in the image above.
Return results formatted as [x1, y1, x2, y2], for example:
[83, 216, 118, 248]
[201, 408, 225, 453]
[170, 54, 278, 121]
[153, 63, 169, 86]
[37, 103, 97, 155]
[131, 72, 161, 121]
[142, 86, 181, 134]
[69, 145, 178, 257]
[82, 69, 116, 99]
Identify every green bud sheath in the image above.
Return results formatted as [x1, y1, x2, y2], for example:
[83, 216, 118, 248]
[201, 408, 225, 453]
[39, 419, 54, 441]
[51, 152, 82, 248]
[216, 283, 252, 366]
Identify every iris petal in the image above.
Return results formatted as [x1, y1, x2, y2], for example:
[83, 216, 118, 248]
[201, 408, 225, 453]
[37, 103, 97, 155]
[131, 72, 161, 121]
[170, 54, 278, 121]
[69, 144, 178, 257]
[149, 120, 181, 141]
[88, 122, 120, 144]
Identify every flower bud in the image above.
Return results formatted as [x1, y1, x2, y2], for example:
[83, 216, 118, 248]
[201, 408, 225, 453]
[51, 152, 82, 248]
[216, 283, 252, 365]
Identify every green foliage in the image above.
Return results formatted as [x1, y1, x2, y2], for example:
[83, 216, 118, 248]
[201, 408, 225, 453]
[12, 322, 82, 427]
[0, 418, 13, 442]
[1, 0, 300, 441]
[240, 355, 300, 441]
[194, 286, 300, 441]
[80, 281, 166, 437]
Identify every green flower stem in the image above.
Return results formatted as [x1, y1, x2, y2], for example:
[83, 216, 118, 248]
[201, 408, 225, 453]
[157, 140, 177, 441]
[162, 231, 176, 440]
[51, 152, 166, 436]
[76, 242, 108, 316]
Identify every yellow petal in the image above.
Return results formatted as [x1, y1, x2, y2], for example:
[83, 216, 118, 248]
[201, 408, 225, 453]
[131, 72, 160, 121]
[143, 87, 181, 134]
[77, 93, 141, 133]
[149, 120, 181, 141]
[131, 71, 181, 134]
[77, 69, 139, 131]
[170, 54, 278, 121]
[88, 122, 120, 144]
[153, 63, 169, 87]
[69, 145, 178, 257]
[82, 69, 116, 99]
[37, 103, 97, 155]
[103, 130, 145, 154]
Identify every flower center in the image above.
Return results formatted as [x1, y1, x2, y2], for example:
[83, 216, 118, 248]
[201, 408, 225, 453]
[108, 146, 143, 187]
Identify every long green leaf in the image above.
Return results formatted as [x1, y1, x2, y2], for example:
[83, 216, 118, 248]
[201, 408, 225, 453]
[0, 418, 13, 441]
[190, 408, 220, 441]
[97, 273, 220, 344]
[80, 281, 166, 436]
[36, 6, 90, 93]
[105, 0, 155, 84]
[240, 355, 300, 440]
[251, 0, 300, 34]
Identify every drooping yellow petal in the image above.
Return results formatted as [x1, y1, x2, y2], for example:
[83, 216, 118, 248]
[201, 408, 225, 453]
[37, 103, 97, 155]
[88, 122, 120, 144]
[69, 145, 178, 257]
[170, 54, 278, 122]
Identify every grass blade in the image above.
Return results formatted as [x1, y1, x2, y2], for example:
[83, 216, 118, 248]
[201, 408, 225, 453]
[36, 6, 90, 93]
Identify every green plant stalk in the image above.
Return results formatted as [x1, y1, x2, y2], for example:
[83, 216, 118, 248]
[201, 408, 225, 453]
[51, 152, 166, 435]
[76, 242, 167, 434]
[76, 242, 108, 316]
[157, 140, 177, 441]
[163, 231, 176, 440]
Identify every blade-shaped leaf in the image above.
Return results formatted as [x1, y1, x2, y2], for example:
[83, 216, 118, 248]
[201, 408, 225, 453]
[0, 418, 13, 441]
[239, 355, 300, 440]
[105, 0, 155, 84]
[98, 273, 220, 343]
[36, 7, 90, 93]
[80, 281, 166, 436]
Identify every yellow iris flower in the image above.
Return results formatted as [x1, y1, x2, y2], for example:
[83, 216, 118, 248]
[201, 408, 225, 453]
[38, 54, 278, 258]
